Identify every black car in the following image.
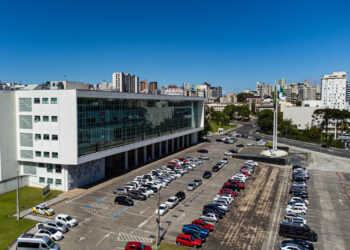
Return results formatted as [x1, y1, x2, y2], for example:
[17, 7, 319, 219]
[197, 149, 208, 153]
[115, 196, 134, 206]
[281, 239, 314, 250]
[127, 191, 147, 200]
[175, 191, 186, 201]
[203, 171, 212, 179]
[203, 207, 224, 219]
[212, 165, 220, 172]
[142, 184, 158, 192]
[237, 144, 245, 147]
[292, 191, 308, 199]
[289, 186, 307, 194]
[204, 204, 226, 215]
[279, 221, 318, 242]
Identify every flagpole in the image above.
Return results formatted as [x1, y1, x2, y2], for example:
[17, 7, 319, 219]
[272, 80, 277, 155]
[275, 96, 278, 152]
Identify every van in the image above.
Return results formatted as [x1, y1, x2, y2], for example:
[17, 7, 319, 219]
[17, 233, 60, 250]
[279, 221, 318, 242]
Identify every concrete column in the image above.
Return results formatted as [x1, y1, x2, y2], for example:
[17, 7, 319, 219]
[159, 142, 162, 156]
[177, 137, 180, 150]
[165, 140, 169, 155]
[194, 132, 198, 144]
[172, 138, 175, 152]
[124, 151, 128, 171]
[182, 135, 185, 148]
[187, 134, 190, 146]
[152, 144, 155, 160]
[143, 146, 147, 162]
[135, 148, 138, 167]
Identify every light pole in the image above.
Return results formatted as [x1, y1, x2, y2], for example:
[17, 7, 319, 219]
[156, 188, 160, 249]
[16, 168, 20, 220]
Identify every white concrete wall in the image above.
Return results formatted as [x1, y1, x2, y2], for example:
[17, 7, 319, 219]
[283, 106, 318, 130]
[0, 91, 18, 181]
[0, 176, 29, 194]
[16, 90, 78, 165]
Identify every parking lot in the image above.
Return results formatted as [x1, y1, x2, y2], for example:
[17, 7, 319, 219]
[24, 135, 350, 250]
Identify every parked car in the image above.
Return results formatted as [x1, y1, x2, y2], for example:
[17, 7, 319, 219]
[279, 242, 304, 250]
[35, 228, 63, 241]
[279, 221, 318, 242]
[55, 214, 78, 227]
[199, 213, 219, 223]
[36, 221, 69, 233]
[237, 144, 245, 147]
[192, 219, 214, 232]
[165, 196, 179, 208]
[32, 205, 54, 216]
[115, 196, 134, 206]
[194, 178, 202, 186]
[128, 191, 147, 200]
[16, 234, 60, 250]
[124, 241, 152, 250]
[199, 155, 209, 160]
[212, 165, 220, 172]
[197, 149, 208, 153]
[203, 171, 212, 179]
[176, 234, 202, 248]
[175, 191, 186, 201]
[187, 182, 196, 191]
[281, 239, 314, 250]
[155, 203, 169, 216]
[182, 224, 209, 239]
[285, 206, 306, 215]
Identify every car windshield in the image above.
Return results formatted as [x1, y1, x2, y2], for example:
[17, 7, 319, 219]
[43, 206, 50, 210]
[66, 216, 73, 221]
[168, 199, 174, 202]
[48, 228, 57, 233]
[56, 222, 64, 227]
[160, 205, 166, 209]
[46, 238, 56, 248]
[188, 184, 193, 187]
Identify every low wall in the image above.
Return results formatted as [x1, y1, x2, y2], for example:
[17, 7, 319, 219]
[232, 154, 287, 165]
[0, 175, 29, 195]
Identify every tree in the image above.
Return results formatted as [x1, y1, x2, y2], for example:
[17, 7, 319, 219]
[257, 109, 274, 134]
[237, 93, 245, 103]
[237, 105, 251, 120]
[314, 108, 333, 141]
[295, 101, 302, 106]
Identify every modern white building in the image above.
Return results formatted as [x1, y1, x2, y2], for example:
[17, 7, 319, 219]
[321, 72, 347, 109]
[0, 90, 204, 192]
[112, 72, 139, 93]
[283, 106, 319, 130]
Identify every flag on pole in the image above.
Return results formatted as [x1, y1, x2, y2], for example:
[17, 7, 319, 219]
[277, 84, 286, 100]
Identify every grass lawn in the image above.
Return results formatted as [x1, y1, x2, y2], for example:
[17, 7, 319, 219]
[209, 121, 235, 133]
[0, 187, 61, 249]
[152, 242, 186, 250]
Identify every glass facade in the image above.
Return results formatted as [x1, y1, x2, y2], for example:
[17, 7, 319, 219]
[78, 98, 200, 156]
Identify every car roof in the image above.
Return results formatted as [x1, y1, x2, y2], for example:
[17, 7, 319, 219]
[56, 214, 69, 217]
[127, 241, 142, 246]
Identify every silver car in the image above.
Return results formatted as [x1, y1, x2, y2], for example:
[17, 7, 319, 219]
[200, 213, 218, 223]
[113, 188, 127, 195]
[187, 182, 196, 191]
[37, 220, 69, 233]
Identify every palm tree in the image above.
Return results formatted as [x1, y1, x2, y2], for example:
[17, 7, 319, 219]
[314, 108, 333, 141]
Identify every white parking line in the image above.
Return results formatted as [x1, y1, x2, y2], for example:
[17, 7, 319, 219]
[140, 206, 150, 214]
[96, 233, 111, 247]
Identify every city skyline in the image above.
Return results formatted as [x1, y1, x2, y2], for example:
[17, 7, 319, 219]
[1, 1, 350, 92]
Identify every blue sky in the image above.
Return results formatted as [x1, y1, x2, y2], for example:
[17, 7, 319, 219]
[1, 0, 350, 93]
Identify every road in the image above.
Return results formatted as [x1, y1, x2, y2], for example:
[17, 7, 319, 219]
[235, 122, 350, 159]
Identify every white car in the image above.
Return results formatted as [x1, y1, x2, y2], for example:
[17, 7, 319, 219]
[211, 202, 229, 211]
[285, 207, 306, 215]
[290, 197, 309, 205]
[287, 203, 308, 211]
[35, 228, 63, 241]
[200, 213, 218, 223]
[155, 203, 169, 216]
[165, 196, 179, 209]
[214, 196, 233, 204]
[245, 160, 258, 166]
[224, 151, 234, 156]
[55, 214, 78, 227]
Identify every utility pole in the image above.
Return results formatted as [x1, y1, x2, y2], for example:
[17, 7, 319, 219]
[16, 168, 20, 220]
[156, 188, 160, 249]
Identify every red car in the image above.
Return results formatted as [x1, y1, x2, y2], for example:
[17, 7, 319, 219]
[192, 219, 214, 232]
[241, 165, 254, 170]
[176, 233, 202, 248]
[218, 189, 237, 197]
[224, 181, 244, 189]
[240, 171, 251, 176]
[125, 241, 152, 250]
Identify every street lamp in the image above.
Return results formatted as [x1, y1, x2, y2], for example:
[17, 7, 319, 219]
[156, 188, 160, 249]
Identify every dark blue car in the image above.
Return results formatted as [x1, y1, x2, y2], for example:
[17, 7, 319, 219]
[281, 239, 314, 250]
[182, 224, 209, 239]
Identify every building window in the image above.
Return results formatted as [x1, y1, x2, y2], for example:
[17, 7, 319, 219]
[34, 98, 40, 104]
[52, 135, 58, 141]
[35, 134, 41, 140]
[43, 116, 49, 122]
[42, 98, 49, 104]
[34, 116, 41, 122]
[43, 134, 50, 140]
[51, 116, 58, 122]
[47, 164, 53, 172]
[44, 152, 50, 158]
[52, 152, 58, 158]
[55, 165, 62, 173]
[35, 151, 41, 157]
[55, 179, 62, 185]
[51, 98, 58, 104]
[39, 177, 45, 183]
[47, 178, 53, 184]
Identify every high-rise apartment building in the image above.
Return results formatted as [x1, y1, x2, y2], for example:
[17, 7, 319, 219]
[346, 81, 350, 104]
[210, 86, 222, 98]
[321, 72, 347, 109]
[149, 82, 158, 94]
[139, 80, 149, 94]
[112, 72, 139, 93]
[256, 81, 266, 97]
[297, 82, 317, 101]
